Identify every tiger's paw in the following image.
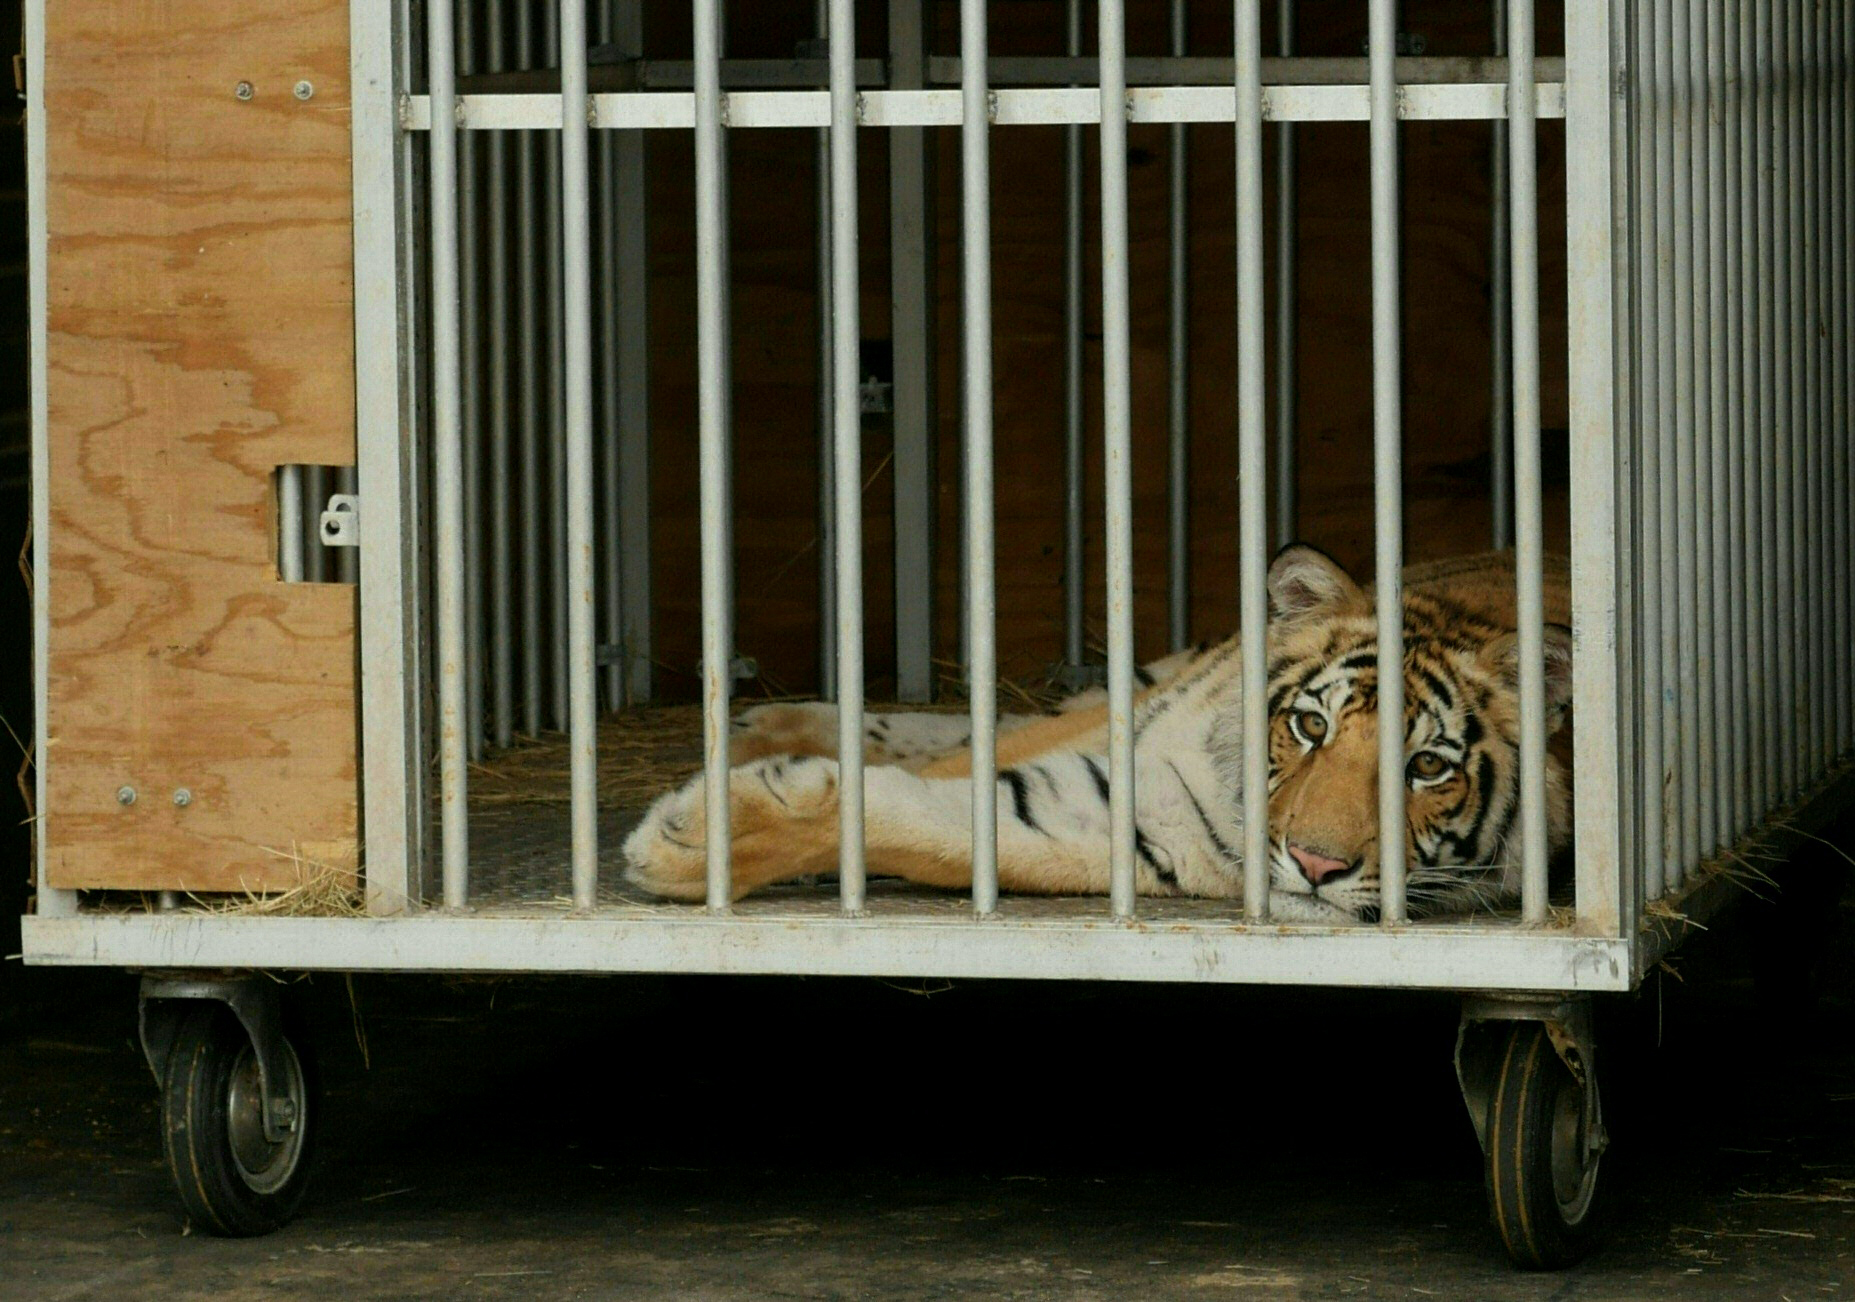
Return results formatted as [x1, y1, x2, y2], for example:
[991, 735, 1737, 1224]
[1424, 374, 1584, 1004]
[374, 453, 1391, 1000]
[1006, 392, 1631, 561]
[622, 756, 841, 900]
[731, 702, 840, 763]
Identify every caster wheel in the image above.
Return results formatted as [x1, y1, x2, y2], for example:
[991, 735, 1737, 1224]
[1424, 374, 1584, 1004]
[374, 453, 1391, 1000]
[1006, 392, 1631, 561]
[160, 1002, 316, 1236]
[1485, 1021, 1604, 1269]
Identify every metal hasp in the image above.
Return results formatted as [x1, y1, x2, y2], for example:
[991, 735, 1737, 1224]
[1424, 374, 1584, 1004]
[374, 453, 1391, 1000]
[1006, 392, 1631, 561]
[319, 493, 359, 547]
[138, 976, 300, 1147]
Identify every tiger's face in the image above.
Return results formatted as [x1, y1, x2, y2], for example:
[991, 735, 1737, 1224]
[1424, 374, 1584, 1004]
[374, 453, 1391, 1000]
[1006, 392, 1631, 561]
[1259, 546, 1573, 922]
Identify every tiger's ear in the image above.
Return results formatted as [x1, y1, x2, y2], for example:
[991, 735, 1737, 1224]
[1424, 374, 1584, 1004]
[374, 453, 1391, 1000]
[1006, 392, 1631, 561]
[1481, 623, 1575, 729]
[1267, 544, 1365, 622]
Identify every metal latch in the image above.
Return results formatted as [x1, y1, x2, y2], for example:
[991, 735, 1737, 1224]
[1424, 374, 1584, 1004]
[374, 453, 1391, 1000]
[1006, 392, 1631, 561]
[320, 494, 359, 547]
[859, 376, 893, 415]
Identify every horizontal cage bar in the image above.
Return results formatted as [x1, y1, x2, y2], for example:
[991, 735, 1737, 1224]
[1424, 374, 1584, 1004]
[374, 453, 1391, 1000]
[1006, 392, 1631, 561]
[401, 82, 1567, 131]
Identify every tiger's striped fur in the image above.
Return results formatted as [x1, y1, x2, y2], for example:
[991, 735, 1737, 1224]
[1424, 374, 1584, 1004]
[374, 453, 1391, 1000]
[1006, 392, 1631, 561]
[622, 546, 1573, 922]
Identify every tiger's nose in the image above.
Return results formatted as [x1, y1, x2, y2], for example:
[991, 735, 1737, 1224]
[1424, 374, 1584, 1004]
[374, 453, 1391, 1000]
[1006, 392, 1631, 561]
[1289, 844, 1353, 886]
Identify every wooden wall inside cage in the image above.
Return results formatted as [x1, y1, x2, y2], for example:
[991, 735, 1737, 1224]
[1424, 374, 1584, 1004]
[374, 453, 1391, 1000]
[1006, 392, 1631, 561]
[624, 0, 1570, 703]
[41, 0, 358, 890]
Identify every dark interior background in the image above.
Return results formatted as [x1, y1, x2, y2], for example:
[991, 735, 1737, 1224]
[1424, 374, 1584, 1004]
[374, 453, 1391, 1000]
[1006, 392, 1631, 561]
[608, 0, 1569, 701]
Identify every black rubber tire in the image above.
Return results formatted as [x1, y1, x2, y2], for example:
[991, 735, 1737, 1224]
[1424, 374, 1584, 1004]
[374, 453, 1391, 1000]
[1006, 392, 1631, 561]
[160, 1002, 317, 1237]
[1485, 1022, 1603, 1270]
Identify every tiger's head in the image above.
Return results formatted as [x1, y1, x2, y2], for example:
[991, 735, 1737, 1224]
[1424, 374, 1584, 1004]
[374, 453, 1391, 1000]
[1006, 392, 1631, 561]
[1260, 545, 1573, 921]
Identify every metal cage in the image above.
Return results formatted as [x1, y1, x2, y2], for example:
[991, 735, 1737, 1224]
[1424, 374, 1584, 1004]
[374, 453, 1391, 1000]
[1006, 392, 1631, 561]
[27, 0, 1855, 986]
[18, 0, 1855, 1261]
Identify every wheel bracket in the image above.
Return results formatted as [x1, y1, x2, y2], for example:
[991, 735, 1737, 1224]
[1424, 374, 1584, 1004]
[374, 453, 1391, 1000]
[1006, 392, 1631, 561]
[1455, 993, 1604, 1157]
[139, 975, 299, 1144]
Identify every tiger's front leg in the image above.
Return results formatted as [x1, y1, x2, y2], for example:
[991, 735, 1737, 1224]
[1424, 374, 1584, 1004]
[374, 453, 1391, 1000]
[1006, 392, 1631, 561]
[621, 754, 1166, 902]
[729, 701, 1039, 770]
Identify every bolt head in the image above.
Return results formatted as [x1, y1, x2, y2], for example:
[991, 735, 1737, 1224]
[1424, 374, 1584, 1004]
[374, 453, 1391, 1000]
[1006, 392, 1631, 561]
[293, 80, 314, 101]
[172, 788, 193, 808]
[234, 80, 254, 101]
[115, 785, 137, 806]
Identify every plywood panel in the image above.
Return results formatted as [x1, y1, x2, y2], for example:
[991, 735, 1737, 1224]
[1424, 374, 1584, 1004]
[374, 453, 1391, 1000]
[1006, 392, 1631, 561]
[43, 0, 357, 890]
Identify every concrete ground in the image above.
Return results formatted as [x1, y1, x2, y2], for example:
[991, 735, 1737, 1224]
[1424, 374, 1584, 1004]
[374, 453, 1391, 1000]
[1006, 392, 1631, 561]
[4, 857, 1854, 1300]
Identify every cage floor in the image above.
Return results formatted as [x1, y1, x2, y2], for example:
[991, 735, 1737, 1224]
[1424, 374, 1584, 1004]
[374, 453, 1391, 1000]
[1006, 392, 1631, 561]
[461, 713, 1527, 926]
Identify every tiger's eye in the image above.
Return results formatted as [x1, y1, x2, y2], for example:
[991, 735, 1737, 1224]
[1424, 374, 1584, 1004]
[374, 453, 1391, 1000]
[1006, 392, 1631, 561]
[1297, 710, 1329, 742]
[1409, 751, 1451, 780]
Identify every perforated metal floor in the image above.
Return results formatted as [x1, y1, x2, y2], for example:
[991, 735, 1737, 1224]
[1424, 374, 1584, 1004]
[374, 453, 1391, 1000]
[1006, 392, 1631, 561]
[463, 798, 1540, 926]
[456, 716, 1533, 924]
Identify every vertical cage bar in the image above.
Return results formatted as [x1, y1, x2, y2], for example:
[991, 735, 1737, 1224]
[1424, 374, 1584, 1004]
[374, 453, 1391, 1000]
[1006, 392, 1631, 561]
[561, 0, 598, 911]
[1780, 0, 1802, 797]
[356, 0, 427, 911]
[1271, 0, 1297, 552]
[1702, 0, 1733, 848]
[1809, 0, 1830, 775]
[459, 5, 484, 763]
[1653, 0, 1683, 888]
[595, 132, 623, 711]
[1063, 0, 1086, 677]
[1738, 0, 1766, 818]
[1369, 0, 1406, 924]
[1166, 0, 1190, 653]
[304, 464, 328, 581]
[1721, 0, 1748, 842]
[517, 183, 544, 734]
[815, 0, 837, 701]
[1099, 0, 1137, 920]
[1799, 0, 1821, 780]
[891, 0, 937, 704]
[1634, 0, 1665, 902]
[592, 0, 619, 711]
[1837, 0, 1853, 754]
[515, 3, 543, 736]
[962, 0, 999, 915]
[1605, 0, 1638, 929]
[615, 0, 652, 706]
[1685, 0, 1719, 859]
[1844, 0, 1854, 757]
[1567, 0, 1625, 935]
[1236, 0, 1269, 921]
[694, 0, 732, 910]
[1823, 0, 1838, 764]
[545, 4, 569, 735]
[1670, 0, 1702, 875]
[279, 468, 304, 582]
[596, 125, 623, 711]
[830, 0, 867, 914]
[517, 44, 544, 734]
[1509, 0, 1547, 923]
[1757, 0, 1782, 808]
[427, 0, 468, 909]
[1826, 0, 1843, 757]
[1490, 0, 1512, 552]
[486, 2, 514, 746]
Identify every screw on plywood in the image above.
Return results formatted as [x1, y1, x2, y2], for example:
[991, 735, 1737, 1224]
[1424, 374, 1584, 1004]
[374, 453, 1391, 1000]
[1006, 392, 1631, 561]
[294, 81, 314, 101]
[234, 81, 254, 101]
[115, 785, 137, 806]
[172, 788, 193, 808]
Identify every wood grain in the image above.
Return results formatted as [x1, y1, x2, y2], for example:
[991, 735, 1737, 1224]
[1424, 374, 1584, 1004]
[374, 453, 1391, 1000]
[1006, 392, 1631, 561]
[43, 0, 357, 890]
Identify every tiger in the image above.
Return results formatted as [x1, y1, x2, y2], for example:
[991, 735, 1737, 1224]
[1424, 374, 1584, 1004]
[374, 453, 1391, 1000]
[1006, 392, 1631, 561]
[622, 545, 1574, 923]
